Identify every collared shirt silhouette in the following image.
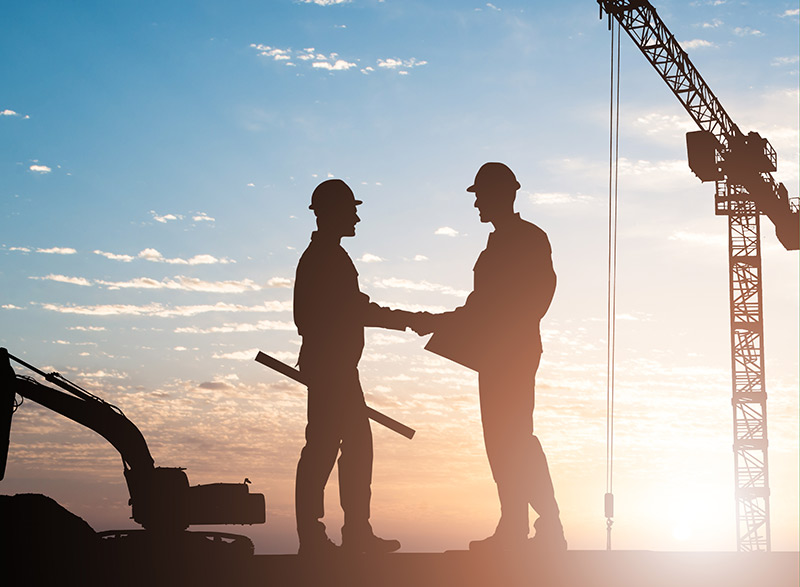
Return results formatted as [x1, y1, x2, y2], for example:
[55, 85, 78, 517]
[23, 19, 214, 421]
[293, 179, 407, 556]
[416, 162, 566, 552]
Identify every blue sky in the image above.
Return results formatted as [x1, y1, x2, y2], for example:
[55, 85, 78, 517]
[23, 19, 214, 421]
[1, 0, 798, 554]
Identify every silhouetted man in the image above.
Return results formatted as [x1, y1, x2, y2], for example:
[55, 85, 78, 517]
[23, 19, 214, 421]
[293, 179, 408, 556]
[412, 162, 566, 553]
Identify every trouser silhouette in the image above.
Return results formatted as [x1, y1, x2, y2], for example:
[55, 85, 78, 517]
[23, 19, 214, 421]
[295, 367, 373, 543]
[478, 355, 560, 537]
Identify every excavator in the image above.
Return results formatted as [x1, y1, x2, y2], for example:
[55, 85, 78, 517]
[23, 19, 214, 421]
[0, 347, 266, 581]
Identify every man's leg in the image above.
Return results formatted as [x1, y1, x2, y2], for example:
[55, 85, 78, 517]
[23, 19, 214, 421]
[338, 370, 400, 554]
[471, 368, 535, 549]
[295, 384, 341, 552]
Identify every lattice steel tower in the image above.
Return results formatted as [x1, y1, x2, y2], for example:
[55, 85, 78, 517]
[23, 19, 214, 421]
[597, 0, 799, 551]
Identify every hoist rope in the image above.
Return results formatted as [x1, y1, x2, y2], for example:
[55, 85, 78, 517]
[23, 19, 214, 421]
[605, 15, 622, 552]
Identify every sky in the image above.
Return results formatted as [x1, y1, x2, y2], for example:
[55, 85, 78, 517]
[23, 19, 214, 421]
[1, 0, 798, 555]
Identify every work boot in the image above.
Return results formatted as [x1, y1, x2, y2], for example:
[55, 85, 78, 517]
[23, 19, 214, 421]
[341, 525, 401, 554]
[298, 536, 340, 557]
[528, 517, 567, 553]
[469, 530, 528, 553]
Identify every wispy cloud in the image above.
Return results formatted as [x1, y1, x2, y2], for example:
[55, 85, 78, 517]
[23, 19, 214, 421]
[376, 57, 428, 75]
[29, 164, 52, 174]
[668, 231, 726, 247]
[372, 277, 469, 298]
[772, 56, 800, 67]
[192, 212, 215, 222]
[434, 226, 459, 237]
[176, 320, 295, 334]
[700, 18, 723, 28]
[681, 39, 716, 50]
[137, 248, 234, 265]
[528, 191, 595, 206]
[39, 300, 291, 317]
[267, 277, 293, 288]
[30, 274, 92, 287]
[299, 0, 351, 5]
[733, 27, 763, 37]
[94, 248, 232, 264]
[358, 253, 384, 263]
[312, 58, 357, 71]
[97, 276, 261, 293]
[150, 210, 183, 223]
[250, 43, 426, 75]
[37, 247, 76, 255]
[94, 250, 135, 262]
[2, 109, 30, 119]
[781, 8, 799, 17]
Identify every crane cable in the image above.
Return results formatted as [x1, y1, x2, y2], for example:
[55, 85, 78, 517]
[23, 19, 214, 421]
[605, 14, 622, 552]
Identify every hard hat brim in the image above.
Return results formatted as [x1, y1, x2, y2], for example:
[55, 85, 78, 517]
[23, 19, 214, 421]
[309, 199, 362, 210]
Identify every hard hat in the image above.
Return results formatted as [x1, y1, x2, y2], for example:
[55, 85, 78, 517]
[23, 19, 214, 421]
[466, 162, 521, 193]
[309, 179, 362, 212]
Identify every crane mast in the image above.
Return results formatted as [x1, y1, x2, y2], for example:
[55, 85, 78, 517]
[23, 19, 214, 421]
[597, 0, 799, 552]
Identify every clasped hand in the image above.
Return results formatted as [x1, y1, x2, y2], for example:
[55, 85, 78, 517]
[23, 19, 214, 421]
[406, 312, 438, 336]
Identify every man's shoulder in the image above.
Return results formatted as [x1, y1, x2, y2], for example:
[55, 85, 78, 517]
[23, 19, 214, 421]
[513, 216, 551, 248]
[297, 237, 356, 277]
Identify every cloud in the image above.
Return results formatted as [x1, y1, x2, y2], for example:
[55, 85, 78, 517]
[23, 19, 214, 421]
[68, 326, 106, 331]
[633, 112, 697, 137]
[267, 277, 293, 288]
[434, 226, 459, 237]
[700, 19, 723, 28]
[39, 300, 291, 317]
[150, 210, 183, 223]
[772, 56, 800, 67]
[376, 58, 428, 72]
[781, 8, 799, 17]
[668, 231, 726, 247]
[36, 247, 76, 255]
[1, 304, 23, 310]
[192, 212, 215, 222]
[29, 164, 52, 174]
[94, 250, 135, 262]
[414, 255, 428, 261]
[681, 39, 716, 50]
[358, 253, 384, 263]
[372, 277, 469, 298]
[486, 3, 501, 11]
[198, 380, 232, 390]
[2, 109, 30, 118]
[29, 274, 92, 287]
[299, 0, 351, 5]
[176, 320, 295, 334]
[251, 43, 426, 76]
[136, 248, 233, 265]
[733, 27, 763, 37]
[97, 276, 262, 293]
[528, 191, 595, 206]
[312, 59, 357, 71]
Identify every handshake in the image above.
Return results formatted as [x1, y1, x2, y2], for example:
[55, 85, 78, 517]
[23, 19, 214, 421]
[403, 311, 441, 336]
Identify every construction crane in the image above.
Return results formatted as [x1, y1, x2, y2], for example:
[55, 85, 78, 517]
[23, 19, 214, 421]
[596, 0, 799, 552]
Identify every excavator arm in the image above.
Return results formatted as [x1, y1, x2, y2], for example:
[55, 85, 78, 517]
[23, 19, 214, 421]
[1, 348, 265, 532]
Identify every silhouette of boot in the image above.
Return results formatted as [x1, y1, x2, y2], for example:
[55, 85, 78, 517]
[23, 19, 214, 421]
[298, 536, 340, 557]
[341, 524, 400, 554]
[528, 517, 567, 552]
[468, 523, 528, 553]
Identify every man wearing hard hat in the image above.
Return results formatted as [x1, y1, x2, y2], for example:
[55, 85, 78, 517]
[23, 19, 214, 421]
[293, 179, 410, 557]
[412, 162, 567, 553]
